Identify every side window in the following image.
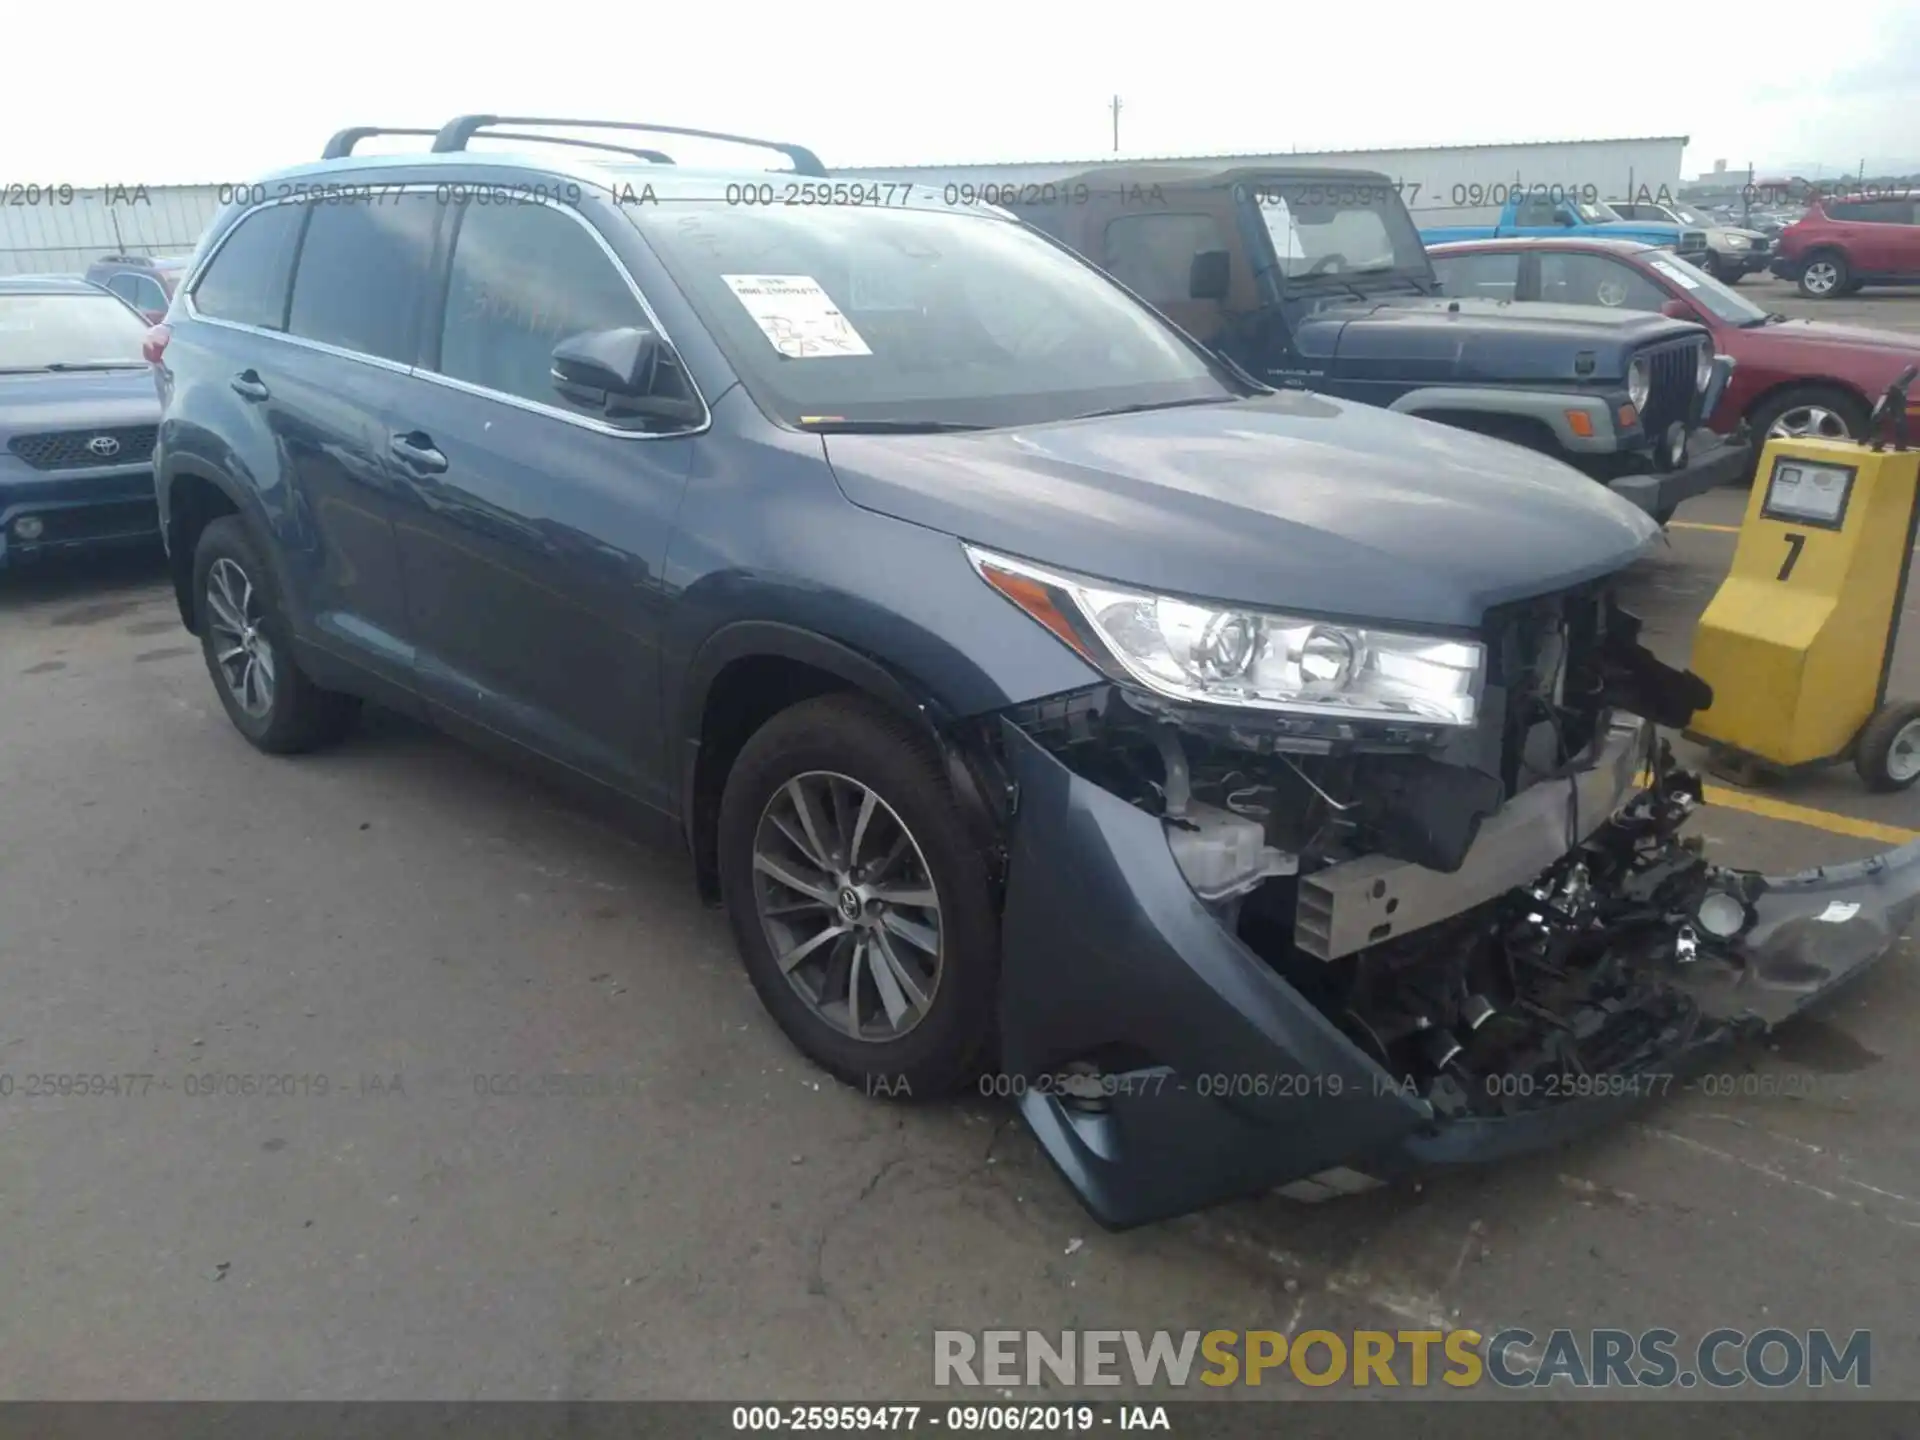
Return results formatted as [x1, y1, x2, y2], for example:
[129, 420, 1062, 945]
[1514, 195, 1562, 227]
[132, 275, 167, 313]
[435, 201, 690, 425]
[190, 203, 305, 330]
[1828, 199, 1914, 224]
[286, 194, 442, 364]
[1101, 213, 1227, 304]
[1537, 253, 1667, 311]
[1432, 251, 1520, 301]
[105, 274, 143, 305]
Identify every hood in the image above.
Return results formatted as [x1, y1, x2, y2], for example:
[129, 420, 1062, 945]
[1713, 226, 1768, 243]
[1748, 316, 1920, 354]
[0, 367, 160, 440]
[1590, 220, 1689, 243]
[1293, 297, 1702, 384]
[820, 393, 1657, 631]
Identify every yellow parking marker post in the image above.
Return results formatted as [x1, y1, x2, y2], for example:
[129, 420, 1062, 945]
[1687, 366, 1920, 793]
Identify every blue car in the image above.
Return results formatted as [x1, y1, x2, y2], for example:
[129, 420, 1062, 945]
[150, 116, 1920, 1228]
[0, 275, 164, 567]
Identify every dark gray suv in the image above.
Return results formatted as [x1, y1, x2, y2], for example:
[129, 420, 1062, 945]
[149, 116, 1920, 1228]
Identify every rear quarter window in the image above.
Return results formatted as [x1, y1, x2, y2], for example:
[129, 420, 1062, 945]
[191, 202, 306, 330]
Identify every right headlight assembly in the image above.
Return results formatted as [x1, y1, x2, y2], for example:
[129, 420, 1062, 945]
[966, 545, 1486, 727]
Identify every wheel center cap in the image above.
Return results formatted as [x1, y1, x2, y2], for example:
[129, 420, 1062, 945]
[837, 888, 863, 922]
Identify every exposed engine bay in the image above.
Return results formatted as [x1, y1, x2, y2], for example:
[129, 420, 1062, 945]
[1000, 588, 1779, 1121]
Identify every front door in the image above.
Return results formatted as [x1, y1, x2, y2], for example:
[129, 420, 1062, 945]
[389, 197, 701, 806]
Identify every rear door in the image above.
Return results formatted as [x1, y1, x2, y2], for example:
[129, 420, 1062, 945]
[385, 196, 701, 806]
[1826, 198, 1914, 275]
[266, 193, 444, 692]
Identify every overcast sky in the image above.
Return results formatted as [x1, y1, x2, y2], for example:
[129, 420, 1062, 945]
[11, 0, 1918, 185]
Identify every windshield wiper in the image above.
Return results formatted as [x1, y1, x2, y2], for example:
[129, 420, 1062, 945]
[795, 417, 986, 434]
[1068, 396, 1232, 422]
[31, 361, 149, 372]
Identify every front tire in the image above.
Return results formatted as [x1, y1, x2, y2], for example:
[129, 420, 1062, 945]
[192, 516, 359, 754]
[717, 693, 999, 1098]
[1744, 385, 1869, 479]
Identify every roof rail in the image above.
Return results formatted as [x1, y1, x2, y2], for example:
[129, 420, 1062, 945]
[482, 131, 675, 165]
[429, 116, 826, 176]
[322, 127, 440, 160]
[95, 253, 153, 265]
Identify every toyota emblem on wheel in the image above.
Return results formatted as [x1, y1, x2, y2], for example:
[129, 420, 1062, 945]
[86, 435, 121, 458]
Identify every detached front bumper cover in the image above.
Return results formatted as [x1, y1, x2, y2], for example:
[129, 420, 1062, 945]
[995, 719, 1917, 1229]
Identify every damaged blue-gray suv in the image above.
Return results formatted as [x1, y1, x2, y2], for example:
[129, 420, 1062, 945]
[151, 117, 1920, 1228]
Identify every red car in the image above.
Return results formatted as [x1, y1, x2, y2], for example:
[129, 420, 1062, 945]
[82, 253, 193, 325]
[1428, 236, 1920, 460]
[1770, 194, 1920, 299]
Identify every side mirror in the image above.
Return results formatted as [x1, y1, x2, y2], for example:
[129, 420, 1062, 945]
[1188, 249, 1231, 302]
[1659, 297, 1698, 322]
[552, 326, 661, 401]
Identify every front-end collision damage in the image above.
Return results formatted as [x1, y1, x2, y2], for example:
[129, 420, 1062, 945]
[967, 598, 1920, 1228]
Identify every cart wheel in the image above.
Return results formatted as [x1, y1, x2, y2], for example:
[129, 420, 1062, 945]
[1853, 702, 1920, 792]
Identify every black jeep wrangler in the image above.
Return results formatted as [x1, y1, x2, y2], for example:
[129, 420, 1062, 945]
[1004, 165, 1747, 523]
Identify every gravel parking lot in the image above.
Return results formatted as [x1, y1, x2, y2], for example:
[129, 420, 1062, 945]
[5, 277, 1920, 1405]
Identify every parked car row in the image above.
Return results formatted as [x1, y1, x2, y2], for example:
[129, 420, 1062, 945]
[70, 116, 1902, 1229]
[1428, 237, 1920, 454]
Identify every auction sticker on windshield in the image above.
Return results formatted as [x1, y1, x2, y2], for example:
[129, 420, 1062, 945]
[1648, 258, 1701, 290]
[722, 274, 872, 359]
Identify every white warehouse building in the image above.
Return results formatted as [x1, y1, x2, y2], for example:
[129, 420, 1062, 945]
[0, 136, 1687, 274]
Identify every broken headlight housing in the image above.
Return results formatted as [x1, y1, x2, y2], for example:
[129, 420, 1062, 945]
[967, 545, 1486, 726]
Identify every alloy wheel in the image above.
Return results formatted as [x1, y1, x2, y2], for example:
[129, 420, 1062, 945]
[1802, 261, 1840, 295]
[750, 770, 942, 1042]
[205, 556, 276, 718]
[1767, 405, 1853, 442]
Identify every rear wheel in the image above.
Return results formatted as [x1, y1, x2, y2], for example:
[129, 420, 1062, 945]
[192, 516, 359, 754]
[717, 693, 999, 1098]
[1797, 251, 1849, 298]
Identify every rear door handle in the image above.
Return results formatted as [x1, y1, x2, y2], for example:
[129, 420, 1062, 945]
[389, 431, 449, 475]
[230, 370, 269, 402]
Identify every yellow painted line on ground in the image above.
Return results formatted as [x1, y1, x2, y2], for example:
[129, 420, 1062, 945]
[1635, 767, 1919, 842]
[1696, 783, 1920, 844]
[1666, 521, 1742, 534]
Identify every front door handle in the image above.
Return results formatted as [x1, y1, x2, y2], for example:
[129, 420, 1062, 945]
[389, 431, 449, 475]
[230, 370, 270, 402]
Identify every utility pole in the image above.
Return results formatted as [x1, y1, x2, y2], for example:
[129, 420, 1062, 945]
[1110, 95, 1122, 154]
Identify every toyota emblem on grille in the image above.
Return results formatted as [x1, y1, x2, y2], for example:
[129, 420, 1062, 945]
[86, 435, 121, 458]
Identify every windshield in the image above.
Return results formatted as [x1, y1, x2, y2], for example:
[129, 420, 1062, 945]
[1643, 252, 1768, 324]
[1669, 204, 1709, 226]
[1574, 201, 1624, 224]
[631, 205, 1238, 428]
[0, 292, 150, 370]
[1243, 180, 1428, 282]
